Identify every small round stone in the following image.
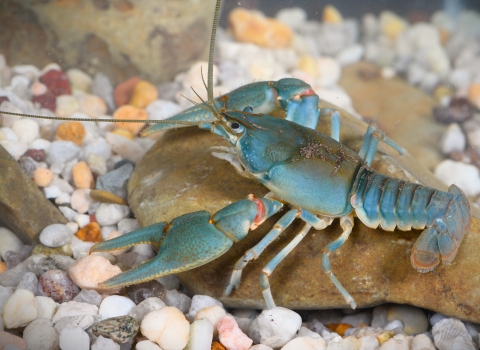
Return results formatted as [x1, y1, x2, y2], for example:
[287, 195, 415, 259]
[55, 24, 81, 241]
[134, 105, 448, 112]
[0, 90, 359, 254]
[2, 289, 39, 328]
[35, 296, 57, 320]
[23, 317, 59, 350]
[95, 203, 130, 226]
[33, 167, 54, 187]
[99, 295, 136, 320]
[92, 336, 120, 350]
[68, 255, 122, 294]
[38, 269, 80, 303]
[187, 295, 223, 320]
[67, 68, 93, 93]
[92, 315, 139, 343]
[194, 305, 226, 337]
[11, 118, 39, 144]
[129, 80, 159, 109]
[256, 307, 302, 348]
[39, 223, 74, 248]
[56, 121, 86, 146]
[126, 280, 167, 305]
[77, 94, 108, 117]
[72, 161, 94, 189]
[387, 304, 428, 335]
[0, 227, 24, 260]
[59, 326, 90, 350]
[113, 105, 148, 135]
[141, 307, 190, 350]
[55, 95, 80, 118]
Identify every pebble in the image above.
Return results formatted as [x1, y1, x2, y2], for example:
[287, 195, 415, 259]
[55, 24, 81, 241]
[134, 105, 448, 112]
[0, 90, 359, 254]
[52, 300, 98, 324]
[95, 163, 134, 200]
[67, 68, 93, 93]
[359, 335, 380, 350]
[434, 159, 480, 197]
[185, 318, 214, 350]
[380, 337, 409, 350]
[99, 296, 136, 320]
[141, 307, 190, 350]
[72, 161, 94, 189]
[433, 98, 473, 124]
[11, 119, 39, 144]
[229, 8, 293, 48]
[468, 83, 480, 110]
[0, 254, 61, 288]
[38, 269, 79, 303]
[55, 95, 80, 117]
[95, 203, 130, 226]
[280, 336, 327, 350]
[256, 307, 302, 348]
[88, 153, 108, 176]
[75, 222, 102, 242]
[126, 280, 166, 305]
[146, 99, 182, 121]
[194, 305, 226, 338]
[114, 76, 141, 108]
[336, 44, 365, 66]
[17, 272, 38, 294]
[54, 314, 96, 334]
[440, 123, 466, 154]
[59, 326, 91, 350]
[23, 317, 59, 350]
[135, 340, 162, 350]
[105, 132, 148, 164]
[56, 121, 86, 146]
[76, 214, 90, 228]
[411, 333, 435, 350]
[82, 136, 112, 161]
[71, 189, 94, 214]
[35, 295, 57, 320]
[113, 105, 148, 136]
[156, 275, 180, 291]
[68, 255, 122, 294]
[33, 167, 54, 187]
[46, 140, 80, 164]
[92, 336, 120, 350]
[432, 318, 475, 350]
[1, 289, 39, 329]
[31, 81, 48, 96]
[93, 73, 115, 112]
[0, 140, 28, 160]
[323, 5, 343, 24]
[0, 331, 27, 350]
[217, 315, 253, 350]
[129, 80, 158, 109]
[128, 297, 166, 323]
[164, 289, 192, 314]
[117, 218, 140, 235]
[0, 227, 24, 260]
[74, 289, 103, 307]
[380, 11, 407, 40]
[187, 295, 223, 320]
[77, 94, 108, 118]
[0, 262, 6, 274]
[92, 315, 139, 343]
[39, 223, 74, 248]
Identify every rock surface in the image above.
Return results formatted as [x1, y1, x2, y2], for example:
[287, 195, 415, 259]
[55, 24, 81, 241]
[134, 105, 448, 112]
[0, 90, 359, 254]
[0, 144, 67, 244]
[128, 63, 480, 322]
[0, 0, 217, 85]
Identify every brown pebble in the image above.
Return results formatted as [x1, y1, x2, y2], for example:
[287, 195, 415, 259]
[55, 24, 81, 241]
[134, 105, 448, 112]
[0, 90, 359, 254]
[113, 105, 148, 135]
[326, 323, 353, 336]
[90, 189, 127, 205]
[26, 149, 46, 162]
[56, 121, 86, 146]
[211, 341, 227, 350]
[433, 97, 473, 124]
[114, 76, 141, 107]
[75, 222, 102, 242]
[0, 261, 6, 274]
[72, 161, 94, 189]
[229, 8, 293, 48]
[33, 167, 54, 187]
[129, 80, 158, 109]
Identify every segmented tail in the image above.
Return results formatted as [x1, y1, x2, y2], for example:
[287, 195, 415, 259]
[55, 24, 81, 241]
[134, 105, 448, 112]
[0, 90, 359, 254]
[350, 166, 471, 272]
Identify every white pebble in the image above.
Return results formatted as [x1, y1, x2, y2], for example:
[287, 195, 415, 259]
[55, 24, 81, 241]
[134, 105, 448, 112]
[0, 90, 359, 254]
[385, 319, 404, 331]
[11, 119, 39, 144]
[379, 337, 409, 350]
[2, 289, 39, 329]
[44, 185, 62, 199]
[429, 313, 448, 327]
[434, 159, 480, 197]
[67, 68, 93, 93]
[0, 286, 14, 315]
[256, 307, 302, 348]
[185, 318, 213, 350]
[141, 307, 190, 350]
[0, 140, 28, 160]
[440, 123, 466, 154]
[99, 295, 136, 320]
[58, 206, 78, 222]
[46, 140, 80, 165]
[69, 236, 95, 260]
[135, 340, 162, 350]
[280, 336, 326, 350]
[412, 333, 435, 350]
[194, 306, 226, 337]
[92, 336, 120, 350]
[67, 221, 79, 234]
[23, 317, 59, 350]
[0, 127, 18, 141]
[87, 153, 107, 175]
[39, 223, 74, 248]
[336, 44, 364, 66]
[359, 335, 380, 350]
[95, 203, 130, 226]
[35, 296, 57, 320]
[75, 214, 90, 228]
[146, 100, 182, 121]
[0, 227, 24, 260]
[187, 295, 223, 320]
[52, 300, 98, 324]
[55, 192, 72, 205]
[59, 326, 90, 350]
[29, 138, 51, 152]
[54, 315, 96, 335]
[117, 218, 140, 234]
[105, 132, 147, 164]
[316, 57, 341, 87]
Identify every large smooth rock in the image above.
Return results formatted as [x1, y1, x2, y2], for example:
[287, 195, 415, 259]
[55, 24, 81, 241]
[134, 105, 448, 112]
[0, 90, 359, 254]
[0, 145, 67, 244]
[128, 66, 480, 322]
[0, 0, 216, 84]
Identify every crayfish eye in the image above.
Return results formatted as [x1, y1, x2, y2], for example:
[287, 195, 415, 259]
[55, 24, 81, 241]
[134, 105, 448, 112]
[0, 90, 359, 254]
[243, 106, 253, 113]
[228, 121, 244, 134]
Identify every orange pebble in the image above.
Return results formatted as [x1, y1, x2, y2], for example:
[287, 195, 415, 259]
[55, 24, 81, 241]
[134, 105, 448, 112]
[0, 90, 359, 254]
[113, 105, 148, 135]
[326, 323, 353, 336]
[33, 167, 54, 187]
[75, 222, 102, 242]
[467, 83, 480, 110]
[72, 161, 94, 189]
[229, 8, 293, 48]
[211, 341, 226, 350]
[111, 128, 134, 140]
[0, 261, 6, 274]
[114, 76, 141, 107]
[129, 80, 158, 109]
[56, 121, 86, 146]
[323, 5, 343, 23]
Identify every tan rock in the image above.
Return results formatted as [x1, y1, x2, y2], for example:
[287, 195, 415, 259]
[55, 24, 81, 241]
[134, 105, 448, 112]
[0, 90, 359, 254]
[229, 8, 293, 48]
[72, 161, 94, 189]
[33, 167, 54, 187]
[113, 105, 148, 136]
[56, 121, 86, 146]
[68, 255, 122, 294]
[129, 80, 158, 109]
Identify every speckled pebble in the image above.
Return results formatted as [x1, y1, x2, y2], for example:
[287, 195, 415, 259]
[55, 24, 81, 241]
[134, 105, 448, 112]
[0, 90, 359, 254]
[92, 315, 139, 343]
[38, 269, 79, 303]
[39, 223, 74, 248]
[141, 307, 190, 350]
[68, 255, 122, 294]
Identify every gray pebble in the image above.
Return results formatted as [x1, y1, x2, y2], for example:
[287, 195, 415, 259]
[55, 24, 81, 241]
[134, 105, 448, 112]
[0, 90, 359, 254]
[39, 224, 74, 248]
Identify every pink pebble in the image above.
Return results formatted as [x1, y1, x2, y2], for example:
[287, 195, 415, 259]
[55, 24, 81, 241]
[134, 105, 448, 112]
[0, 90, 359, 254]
[30, 82, 48, 96]
[218, 315, 253, 350]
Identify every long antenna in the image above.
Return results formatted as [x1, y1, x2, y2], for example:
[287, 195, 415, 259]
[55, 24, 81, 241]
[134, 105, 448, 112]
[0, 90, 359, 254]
[208, 0, 222, 104]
